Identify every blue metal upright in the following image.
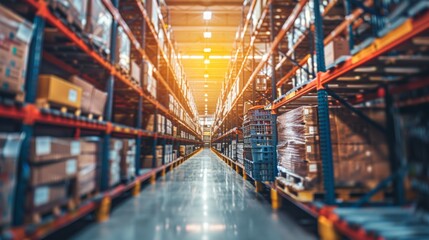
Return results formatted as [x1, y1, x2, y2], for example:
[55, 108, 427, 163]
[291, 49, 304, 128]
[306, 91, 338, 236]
[152, 108, 158, 168]
[269, 2, 278, 179]
[313, 0, 335, 205]
[135, 96, 143, 175]
[101, 0, 119, 191]
[13, 16, 45, 226]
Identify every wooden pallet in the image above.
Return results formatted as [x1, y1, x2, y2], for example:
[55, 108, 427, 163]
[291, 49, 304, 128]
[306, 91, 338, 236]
[27, 198, 75, 224]
[74, 190, 97, 207]
[276, 177, 388, 202]
[0, 90, 25, 105]
[36, 99, 81, 117]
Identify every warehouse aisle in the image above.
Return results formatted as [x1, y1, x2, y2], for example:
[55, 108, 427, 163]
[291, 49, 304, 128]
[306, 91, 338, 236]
[72, 149, 315, 240]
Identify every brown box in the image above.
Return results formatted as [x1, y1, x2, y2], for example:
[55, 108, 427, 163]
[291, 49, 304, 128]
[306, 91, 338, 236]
[30, 158, 77, 186]
[324, 38, 349, 67]
[77, 179, 96, 196]
[37, 75, 82, 109]
[80, 138, 99, 153]
[69, 75, 93, 113]
[90, 88, 107, 116]
[78, 154, 97, 168]
[30, 137, 80, 163]
[130, 61, 141, 84]
[27, 184, 67, 209]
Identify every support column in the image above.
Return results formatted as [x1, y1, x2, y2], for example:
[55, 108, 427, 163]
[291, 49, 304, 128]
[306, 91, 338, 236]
[135, 96, 143, 176]
[313, 0, 335, 205]
[13, 16, 45, 226]
[269, 2, 278, 180]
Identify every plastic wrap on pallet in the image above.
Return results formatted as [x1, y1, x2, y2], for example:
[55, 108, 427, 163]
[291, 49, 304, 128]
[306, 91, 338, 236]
[0, 134, 24, 227]
[86, 0, 112, 55]
[277, 106, 390, 188]
[116, 26, 131, 74]
[47, 0, 88, 31]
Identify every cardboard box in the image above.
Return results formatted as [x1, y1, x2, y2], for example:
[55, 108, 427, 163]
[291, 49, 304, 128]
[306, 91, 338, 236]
[90, 88, 107, 116]
[80, 137, 100, 153]
[116, 26, 131, 73]
[30, 137, 80, 163]
[0, 6, 33, 95]
[69, 75, 94, 113]
[27, 184, 67, 209]
[37, 75, 82, 109]
[47, 0, 88, 30]
[85, 0, 112, 53]
[130, 61, 141, 85]
[30, 158, 77, 186]
[78, 153, 97, 168]
[324, 38, 349, 67]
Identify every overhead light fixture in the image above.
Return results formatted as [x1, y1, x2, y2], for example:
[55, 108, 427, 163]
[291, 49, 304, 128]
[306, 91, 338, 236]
[204, 59, 210, 64]
[204, 48, 211, 53]
[204, 93, 208, 97]
[203, 11, 212, 20]
[205, 99, 208, 102]
[204, 73, 209, 78]
[203, 32, 212, 38]
[204, 84, 208, 88]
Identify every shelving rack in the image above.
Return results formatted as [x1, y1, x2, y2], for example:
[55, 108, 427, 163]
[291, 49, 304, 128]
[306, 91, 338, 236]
[0, 0, 203, 238]
[212, 0, 429, 238]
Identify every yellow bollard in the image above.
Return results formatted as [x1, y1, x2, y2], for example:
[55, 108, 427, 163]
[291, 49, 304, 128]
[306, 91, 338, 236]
[96, 196, 111, 222]
[270, 188, 281, 209]
[318, 216, 340, 240]
[255, 181, 263, 193]
[150, 173, 156, 184]
[132, 181, 141, 197]
[170, 164, 174, 171]
[243, 171, 247, 180]
[161, 168, 166, 177]
[235, 165, 239, 173]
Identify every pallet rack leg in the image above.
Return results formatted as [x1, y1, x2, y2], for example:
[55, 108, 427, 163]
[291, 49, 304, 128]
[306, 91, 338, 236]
[243, 171, 247, 180]
[13, 15, 45, 226]
[132, 181, 141, 197]
[318, 216, 340, 240]
[255, 181, 263, 193]
[150, 173, 157, 184]
[135, 96, 143, 176]
[270, 189, 281, 210]
[161, 167, 166, 177]
[96, 196, 111, 222]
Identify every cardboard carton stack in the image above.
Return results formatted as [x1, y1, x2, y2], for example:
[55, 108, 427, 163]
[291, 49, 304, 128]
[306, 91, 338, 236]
[277, 106, 390, 189]
[0, 6, 33, 98]
[237, 142, 244, 164]
[46, 0, 88, 31]
[77, 138, 99, 197]
[109, 139, 122, 186]
[27, 137, 79, 212]
[116, 26, 131, 74]
[179, 145, 186, 156]
[70, 75, 107, 116]
[121, 139, 136, 181]
[143, 62, 157, 98]
[0, 134, 24, 227]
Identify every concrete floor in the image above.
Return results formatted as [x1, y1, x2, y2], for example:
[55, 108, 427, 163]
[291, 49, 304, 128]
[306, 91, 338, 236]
[72, 149, 315, 240]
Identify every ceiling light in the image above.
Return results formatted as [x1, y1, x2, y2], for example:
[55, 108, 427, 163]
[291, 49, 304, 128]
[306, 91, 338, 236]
[204, 93, 208, 97]
[204, 84, 208, 88]
[205, 99, 208, 102]
[204, 48, 211, 53]
[204, 59, 210, 64]
[203, 32, 212, 38]
[203, 11, 212, 20]
[204, 74, 209, 78]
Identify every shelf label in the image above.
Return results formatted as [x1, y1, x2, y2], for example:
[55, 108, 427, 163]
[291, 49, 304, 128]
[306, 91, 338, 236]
[70, 141, 81, 155]
[68, 89, 78, 102]
[34, 186, 49, 206]
[36, 137, 51, 156]
[66, 159, 77, 175]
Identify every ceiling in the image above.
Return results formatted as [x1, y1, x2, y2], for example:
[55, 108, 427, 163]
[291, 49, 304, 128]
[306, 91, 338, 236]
[164, 0, 243, 116]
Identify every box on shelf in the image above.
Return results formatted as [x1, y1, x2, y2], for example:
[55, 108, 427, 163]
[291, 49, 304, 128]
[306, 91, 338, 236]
[130, 61, 141, 85]
[146, 0, 159, 33]
[37, 75, 82, 109]
[85, 0, 112, 56]
[109, 138, 123, 186]
[69, 75, 93, 113]
[0, 133, 24, 227]
[76, 153, 97, 196]
[30, 158, 78, 186]
[324, 38, 350, 67]
[116, 26, 131, 74]
[0, 5, 33, 96]
[121, 139, 136, 180]
[30, 137, 81, 163]
[26, 183, 68, 213]
[90, 88, 107, 116]
[143, 62, 157, 98]
[46, 0, 88, 31]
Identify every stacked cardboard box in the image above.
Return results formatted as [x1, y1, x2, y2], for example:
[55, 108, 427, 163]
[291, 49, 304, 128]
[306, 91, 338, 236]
[27, 137, 79, 211]
[116, 26, 131, 74]
[85, 0, 112, 55]
[0, 6, 33, 97]
[324, 38, 350, 68]
[37, 75, 82, 110]
[179, 145, 186, 156]
[70, 75, 107, 116]
[109, 139, 122, 186]
[121, 139, 136, 181]
[76, 137, 99, 197]
[143, 62, 157, 98]
[47, 0, 88, 31]
[237, 143, 244, 164]
[277, 106, 390, 188]
[0, 133, 24, 227]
